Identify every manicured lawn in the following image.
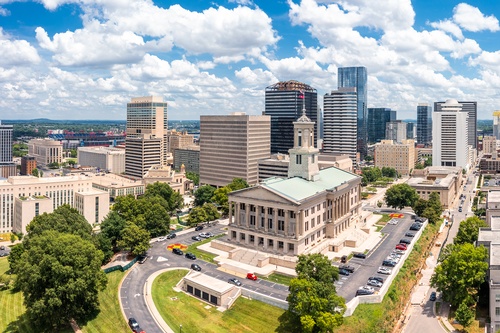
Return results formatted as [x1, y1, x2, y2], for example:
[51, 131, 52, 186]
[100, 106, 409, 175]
[260, 273, 294, 286]
[186, 234, 225, 263]
[152, 270, 284, 333]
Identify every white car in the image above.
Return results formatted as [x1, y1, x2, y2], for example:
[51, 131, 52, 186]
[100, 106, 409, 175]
[157, 236, 165, 242]
[199, 232, 209, 238]
[205, 232, 214, 237]
[359, 285, 375, 292]
[377, 267, 392, 275]
[388, 219, 398, 225]
[367, 279, 383, 288]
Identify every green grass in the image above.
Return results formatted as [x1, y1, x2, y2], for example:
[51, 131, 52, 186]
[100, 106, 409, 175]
[259, 273, 294, 286]
[377, 214, 392, 224]
[152, 270, 284, 333]
[187, 234, 225, 263]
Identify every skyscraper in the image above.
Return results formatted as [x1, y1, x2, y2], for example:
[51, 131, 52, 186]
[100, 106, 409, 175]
[338, 66, 368, 158]
[385, 120, 407, 143]
[435, 101, 477, 149]
[493, 111, 500, 140]
[125, 96, 168, 178]
[432, 99, 470, 169]
[323, 88, 357, 162]
[367, 108, 396, 143]
[0, 121, 15, 178]
[264, 80, 317, 154]
[417, 103, 432, 146]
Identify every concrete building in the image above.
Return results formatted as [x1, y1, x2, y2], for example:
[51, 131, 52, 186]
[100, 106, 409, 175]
[407, 166, 463, 208]
[479, 155, 500, 174]
[494, 111, 500, 140]
[0, 121, 15, 177]
[435, 100, 477, 149]
[200, 113, 270, 187]
[406, 122, 416, 140]
[367, 108, 396, 144]
[374, 139, 415, 176]
[167, 130, 194, 153]
[125, 96, 168, 178]
[181, 271, 240, 310]
[20, 155, 36, 175]
[77, 146, 125, 174]
[226, 111, 362, 256]
[143, 164, 192, 195]
[173, 147, 200, 174]
[13, 195, 52, 234]
[483, 136, 498, 157]
[0, 174, 109, 234]
[90, 173, 145, 201]
[417, 103, 432, 146]
[27, 138, 63, 166]
[323, 88, 358, 162]
[74, 190, 110, 226]
[432, 99, 470, 170]
[385, 120, 407, 143]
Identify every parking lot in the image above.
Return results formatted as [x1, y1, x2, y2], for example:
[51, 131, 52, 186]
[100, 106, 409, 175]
[334, 213, 425, 302]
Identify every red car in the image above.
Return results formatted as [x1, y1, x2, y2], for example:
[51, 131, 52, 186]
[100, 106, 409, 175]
[246, 273, 258, 280]
[395, 244, 407, 251]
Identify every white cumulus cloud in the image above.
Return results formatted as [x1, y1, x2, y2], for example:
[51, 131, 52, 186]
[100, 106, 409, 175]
[453, 3, 500, 32]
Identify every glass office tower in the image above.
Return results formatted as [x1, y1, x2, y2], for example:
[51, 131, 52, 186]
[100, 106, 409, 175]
[264, 80, 317, 154]
[367, 108, 396, 143]
[338, 67, 368, 158]
[417, 103, 432, 146]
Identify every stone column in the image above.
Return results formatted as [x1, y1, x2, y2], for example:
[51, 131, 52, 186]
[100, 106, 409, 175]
[245, 203, 250, 229]
[235, 202, 240, 226]
[273, 208, 278, 234]
[299, 210, 305, 236]
[255, 205, 260, 230]
[228, 201, 233, 224]
[284, 209, 289, 237]
[264, 207, 269, 232]
[295, 211, 300, 238]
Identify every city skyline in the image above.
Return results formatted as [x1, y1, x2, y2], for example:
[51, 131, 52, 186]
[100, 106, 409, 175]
[0, 0, 499, 120]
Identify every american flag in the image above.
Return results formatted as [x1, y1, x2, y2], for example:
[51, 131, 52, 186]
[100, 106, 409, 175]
[299, 90, 305, 99]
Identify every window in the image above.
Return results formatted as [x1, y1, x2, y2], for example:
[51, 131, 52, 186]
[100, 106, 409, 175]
[296, 155, 302, 164]
[250, 215, 256, 225]
[268, 218, 273, 230]
[311, 218, 315, 228]
[311, 207, 315, 214]
[261, 217, 265, 228]
[496, 294, 500, 303]
[305, 209, 309, 217]
[305, 238, 309, 246]
[289, 211, 296, 218]
[288, 243, 294, 251]
[240, 203, 245, 210]
[278, 241, 284, 249]
[278, 220, 284, 231]
[250, 205, 256, 212]
[317, 231, 321, 238]
[496, 307, 500, 316]
[305, 221, 309, 231]
[250, 235, 255, 243]
[268, 239, 274, 248]
[278, 209, 285, 217]
[268, 207, 273, 215]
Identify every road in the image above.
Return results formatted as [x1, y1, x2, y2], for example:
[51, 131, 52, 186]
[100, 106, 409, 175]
[119, 225, 289, 333]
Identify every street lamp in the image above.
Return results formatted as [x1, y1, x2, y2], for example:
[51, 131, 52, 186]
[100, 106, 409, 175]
[180, 324, 182, 333]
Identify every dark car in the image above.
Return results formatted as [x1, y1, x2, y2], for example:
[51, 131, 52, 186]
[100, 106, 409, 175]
[195, 225, 204, 231]
[340, 255, 347, 263]
[128, 317, 139, 331]
[353, 252, 367, 259]
[415, 217, 425, 223]
[0, 246, 5, 251]
[405, 232, 415, 238]
[191, 263, 201, 271]
[137, 254, 147, 264]
[172, 248, 183, 255]
[410, 223, 422, 231]
[369, 276, 384, 284]
[339, 265, 355, 273]
[399, 238, 412, 244]
[166, 233, 177, 239]
[338, 268, 350, 276]
[228, 278, 242, 286]
[191, 235, 201, 241]
[355, 288, 374, 296]
[429, 291, 437, 301]
[185, 252, 196, 260]
[382, 260, 396, 267]
[458, 206, 463, 212]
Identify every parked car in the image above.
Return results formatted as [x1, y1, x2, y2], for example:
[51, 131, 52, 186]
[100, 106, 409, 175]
[399, 238, 412, 244]
[191, 235, 201, 241]
[377, 267, 392, 275]
[339, 265, 355, 273]
[367, 279, 383, 288]
[128, 318, 139, 331]
[388, 219, 398, 225]
[228, 278, 242, 286]
[415, 217, 425, 223]
[0, 246, 5, 251]
[340, 255, 347, 263]
[246, 272, 258, 281]
[195, 225, 204, 231]
[356, 288, 374, 296]
[405, 232, 415, 238]
[359, 285, 375, 292]
[191, 263, 201, 271]
[199, 232, 209, 238]
[166, 233, 177, 239]
[137, 254, 147, 264]
[393, 249, 405, 255]
[395, 243, 407, 251]
[369, 276, 384, 284]
[205, 232, 214, 237]
[409, 223, 422, 231]
[338, 268, 350, 276]
[185, 252, 196, 260]
[458, 206, 463, 212]
[382, 259, 396, 267]
[157, 236, 165, 242]
[429, 291, 437, 301]
[172, 248, 183, 255]
[353, 252, 367, 259]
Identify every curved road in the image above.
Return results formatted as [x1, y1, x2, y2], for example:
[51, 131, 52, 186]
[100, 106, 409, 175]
[119, 225, 289, 333]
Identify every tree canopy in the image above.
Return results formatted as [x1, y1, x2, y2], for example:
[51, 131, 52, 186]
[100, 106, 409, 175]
[143, 182, 183, 214]
[117, 223, 151, 255]
[14, 231, 107, 331]
[384, 183, 419, 210]
[455, 216, 488, 245]
[193, 185, 216, 207]
[431, 243, 488, 307]
[411, 192, 443, 224]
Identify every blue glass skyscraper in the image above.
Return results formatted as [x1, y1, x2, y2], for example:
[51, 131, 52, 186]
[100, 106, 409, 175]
[338, 67, 368, 158]
[417, 103, 432, 146]
[367, 108, 396, 143]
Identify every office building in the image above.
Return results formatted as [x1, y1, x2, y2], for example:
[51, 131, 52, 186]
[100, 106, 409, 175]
[143, 164, 192, 195]
[0, 121, 16, 178]
[417, 104, 432, 146]
[174, 147, 200, 174]
[367, 108, 396, 143]
[483, 136, 498, 156]
[385, 120, 407, 143]
[200, 113, 270, 187]
[374, 139, 415, 176]
[323, 88, 358, 162]
[226, 112, 362, 255]
[27, 138, 63, 166]
[167, 130, 194, 153]
[432, 99, 470, 170]
[264, 80, 317, 154]
[493, 111, 500, 140]
[78, 146, 125, 174]
[435, 101, 477, 149]
[20, 156, 36, 175]
[338, 66, 368, 158]
[406, 122, 416, 140]
[125, 96, 168, 178]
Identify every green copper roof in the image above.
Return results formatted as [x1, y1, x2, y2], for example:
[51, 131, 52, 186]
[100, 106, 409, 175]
[261, 167, 359, 202]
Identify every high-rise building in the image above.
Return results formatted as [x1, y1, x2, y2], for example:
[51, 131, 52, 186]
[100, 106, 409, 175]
[0, 121, 16, 178]
[20, 156, 36, 175]
[493, 111, 500, 140]
[432, 99, 470, 169]
[435, 101, 477, 149]
[125, 96, 168, 178]
[323, 88, 357, 162]
[374, 139, 415, 176]
[367, 108, 396, 143]
[166, 130, 194, 153]
[406, 122, 416, 140]
[417, 103, 432, 146]
[264, 80, 317, 154]
[199, 113, 270, 187]
[338, 66, 368, 158]
[385, 120, 407, 143]
[78, 146, 125, 174]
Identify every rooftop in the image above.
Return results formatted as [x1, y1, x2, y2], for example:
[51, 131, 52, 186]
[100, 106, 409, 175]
[89, 173, 143, 188]
[261, 167, 359, 202]
[184, 272, 234, 294]
[488, 191, 500, 204]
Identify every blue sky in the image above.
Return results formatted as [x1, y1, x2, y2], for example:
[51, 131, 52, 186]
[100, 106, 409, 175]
[0, 0, 499, 120]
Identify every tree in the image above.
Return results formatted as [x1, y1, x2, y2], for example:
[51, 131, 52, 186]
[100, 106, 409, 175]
[414, 163, 424, 170]
[455, 301, 475, 329]
[186, 172, 199, 186]
[193, 185, 216, 207]
[381, 167, 398, 178]
[384, 184, 419, 210]
[295, 253, 339, 282]
[70, 149, 77, 158]
[14, 231, 107, 330]
[100, 211, 127, 249]
[227, 178, 250, 191]
[144, 182, 183, 214]
[364, 155, 373, 162]
[431, 243, 488, 307]
[117, 223, 150, 255]
[32, 168, 43, 177]
[92, 232, 114, 264]
[112, 195, 141, 222]
[377, 200, 383, 208]
[142, 202, 170, 237]
[361, 167, 382, 183]
[202, 202, 221, 222]
[427, 192, 442, 214]
[455, 216, 488, 245]
[424, 157, 432, 167]
[186, 206, 208, 227]
[412, 198, 428, 216]
[211, 186, 231, 215]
